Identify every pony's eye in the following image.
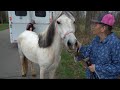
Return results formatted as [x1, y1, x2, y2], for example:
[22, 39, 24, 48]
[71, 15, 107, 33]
[57, 21, 61, 24]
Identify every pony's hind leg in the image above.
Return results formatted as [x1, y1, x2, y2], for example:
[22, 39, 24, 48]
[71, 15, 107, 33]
[18, 43, 28, 77]
[20, 56, 28, 77]
[29, 61, 36, 77]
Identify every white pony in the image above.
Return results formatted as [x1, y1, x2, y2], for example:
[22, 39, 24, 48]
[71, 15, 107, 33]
[17, 11, 79, 79]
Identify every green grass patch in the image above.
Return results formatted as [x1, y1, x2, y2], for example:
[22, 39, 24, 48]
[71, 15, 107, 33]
[0, 24, 9, 31]
[56, 49, 86, 79]
[113, 30, 120, 38]
[113, 27, 120, 38]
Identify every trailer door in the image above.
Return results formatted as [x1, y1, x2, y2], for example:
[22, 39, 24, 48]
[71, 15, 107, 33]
[33, 11, 49, 23]
[12, 11, 30, 23]
[10, 11, 31, 43]
[31, 11, 50, 33]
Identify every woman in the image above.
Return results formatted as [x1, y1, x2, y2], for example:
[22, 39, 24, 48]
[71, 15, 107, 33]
[75, 13, 120, 79]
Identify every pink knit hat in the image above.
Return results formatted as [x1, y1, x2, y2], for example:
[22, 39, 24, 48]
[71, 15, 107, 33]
[91, 13, 115, 27]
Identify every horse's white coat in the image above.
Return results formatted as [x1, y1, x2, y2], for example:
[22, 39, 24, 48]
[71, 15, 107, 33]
[17, 12, 77, 79]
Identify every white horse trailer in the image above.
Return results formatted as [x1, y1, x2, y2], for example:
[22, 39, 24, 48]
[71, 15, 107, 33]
[8, 11, 57, 43]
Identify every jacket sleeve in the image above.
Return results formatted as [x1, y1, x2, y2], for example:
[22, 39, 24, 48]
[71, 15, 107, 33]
[74, 37, 97, 62]
[95, 41, 120, 78]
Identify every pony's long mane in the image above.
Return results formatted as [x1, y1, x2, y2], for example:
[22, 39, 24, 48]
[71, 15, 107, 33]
[38, 11, 75, 48]
[38, 20, 56, 48]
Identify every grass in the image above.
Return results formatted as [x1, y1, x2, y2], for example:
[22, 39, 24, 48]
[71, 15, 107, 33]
[56, 49, 86, 79]
[113, 27, 120, 38]
[0, 24, 9, 31]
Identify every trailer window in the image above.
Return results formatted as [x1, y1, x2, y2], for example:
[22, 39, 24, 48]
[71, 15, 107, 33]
[15, 11, 27, 16]
[35, 11, 46, 17]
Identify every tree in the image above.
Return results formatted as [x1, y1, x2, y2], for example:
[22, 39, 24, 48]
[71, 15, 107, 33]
[0, 11, 3, 24]
[114, 11, 120, 27]
[69, 11, 81, 39]
[0, 11, 8, 24]
[71, 11, 80, 33]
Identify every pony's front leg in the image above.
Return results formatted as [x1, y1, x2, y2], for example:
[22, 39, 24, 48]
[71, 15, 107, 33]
[49, 56, 61, 79]
[49, 67, 56, 79]
[40, 66, 46, 79]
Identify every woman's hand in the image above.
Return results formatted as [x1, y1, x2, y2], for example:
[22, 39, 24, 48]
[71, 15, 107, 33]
[88, 64, 95, 72]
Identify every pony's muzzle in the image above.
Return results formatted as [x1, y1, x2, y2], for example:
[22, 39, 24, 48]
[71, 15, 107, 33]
[74, 40, 80, 50]
[67, 40, 72, 47]
[67, 40, 78, 50]
[75, 41, 78, 47]
[75, 40, 81, 48]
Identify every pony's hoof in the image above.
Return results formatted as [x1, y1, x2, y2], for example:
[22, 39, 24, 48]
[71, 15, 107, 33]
[22, 74, 26, 77]
[32, 74, 36, 77]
